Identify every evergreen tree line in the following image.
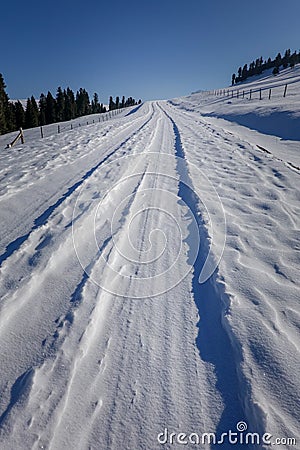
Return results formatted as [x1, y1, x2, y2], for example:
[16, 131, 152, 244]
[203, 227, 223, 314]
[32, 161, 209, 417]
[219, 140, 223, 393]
[109, 95, 141, 110]
[232, 49, 300, 85]
[0, 73, 141, 135]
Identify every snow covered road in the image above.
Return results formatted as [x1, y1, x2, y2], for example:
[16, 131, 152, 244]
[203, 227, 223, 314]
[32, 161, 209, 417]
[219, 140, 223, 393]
[0, 101, 299, 449]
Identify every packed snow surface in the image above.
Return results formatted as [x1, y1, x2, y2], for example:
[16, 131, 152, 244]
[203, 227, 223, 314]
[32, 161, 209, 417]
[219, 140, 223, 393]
[0, 68, 299, 450]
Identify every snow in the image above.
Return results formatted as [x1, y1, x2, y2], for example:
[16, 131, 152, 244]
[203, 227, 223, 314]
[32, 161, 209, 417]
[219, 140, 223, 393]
[171, 65, 300, 167]
[0, 67, 299, 449]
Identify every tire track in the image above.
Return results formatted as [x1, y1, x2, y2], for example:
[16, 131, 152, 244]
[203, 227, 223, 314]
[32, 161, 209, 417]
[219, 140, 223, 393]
[0, 105, 155, 269]
[162, 101, 300, 445]
[0, 104, 167, 448]
[159, 103, 267, 441]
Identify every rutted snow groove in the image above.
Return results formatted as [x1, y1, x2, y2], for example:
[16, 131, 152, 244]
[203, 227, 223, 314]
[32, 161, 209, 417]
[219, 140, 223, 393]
[0, 105, 160, 334]
[125, 103, 143, 116]
[0, 105, 184, 449]
[0, 369, 34, 428]
[161, 105, 266, 445]
[0, 107, 155, 269]
[0, 108, 160, 436]
[162, 101, 300, 447]
[0, 103, 212, 450]
[0, 103, 155, 264]
[33, 111, 169, 447]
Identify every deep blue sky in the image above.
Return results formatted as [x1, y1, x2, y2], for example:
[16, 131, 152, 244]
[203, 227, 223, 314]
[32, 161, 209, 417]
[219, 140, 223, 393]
[1, 0, 300, 103]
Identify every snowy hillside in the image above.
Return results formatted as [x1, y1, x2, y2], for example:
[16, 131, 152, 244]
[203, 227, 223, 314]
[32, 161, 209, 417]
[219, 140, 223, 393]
[172, 65, 300, 168]
[0, 69, 299, 449]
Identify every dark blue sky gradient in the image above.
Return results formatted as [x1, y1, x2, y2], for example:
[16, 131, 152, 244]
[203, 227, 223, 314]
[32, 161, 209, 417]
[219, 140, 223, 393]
[1, 0, 300, 102]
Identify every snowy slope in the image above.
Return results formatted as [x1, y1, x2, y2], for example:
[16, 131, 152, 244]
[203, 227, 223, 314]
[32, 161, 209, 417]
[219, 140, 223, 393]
[171, 65, 300, 168]
[0, 106, 136, 150]
[0, 79, 299, 450]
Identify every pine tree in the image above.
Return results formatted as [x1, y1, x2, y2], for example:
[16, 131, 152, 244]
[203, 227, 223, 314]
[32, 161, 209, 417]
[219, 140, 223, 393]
[275, 53, 282, 67]
[125, 97, 136, 107]
[7, 103, 16, 132]
[45, 91, 56, 124]
[65, 87, 76, 119]
[63, 90, 71, 120]
[76, 88, 90, 116]
[282, 49, 291, 68]
[248, 61, 255, 76]
[241, 64, 248, 81]
[266, 57, 273, 69]
[0, 73, 10, 134]
[109, 96, 115, 111]
[39, 93, 47, 125]
[56, 87, 65, 122]
[290, 51, 297, 68]
[91, 92, 100, 113]
[15, 101, 25, 129]
[85, 90, 91, 115]
[25, 97, 39, 128]
[31, 96, 39, 121]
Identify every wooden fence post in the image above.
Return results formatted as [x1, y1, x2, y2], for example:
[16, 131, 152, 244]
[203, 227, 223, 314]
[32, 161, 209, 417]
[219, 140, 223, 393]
[58, 125, 60, 133]
[269, 89, 271, 100]
[20, 128, 24, 144]
[6, 128, 25, 148]
[250, 89, 252, 100]
[40, 126, 44, 138]
[283, 84, 287, 97]
[259, 88, 262, 100]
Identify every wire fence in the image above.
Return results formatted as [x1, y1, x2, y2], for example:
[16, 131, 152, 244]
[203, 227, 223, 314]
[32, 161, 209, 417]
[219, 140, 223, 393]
[57, 108, 123, 133]
[210, 83, 289, 101]
[3, 107, 125, 149]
